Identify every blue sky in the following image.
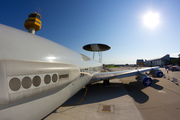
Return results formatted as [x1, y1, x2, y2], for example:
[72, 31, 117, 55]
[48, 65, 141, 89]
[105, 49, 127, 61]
[0, 0, 179, 64]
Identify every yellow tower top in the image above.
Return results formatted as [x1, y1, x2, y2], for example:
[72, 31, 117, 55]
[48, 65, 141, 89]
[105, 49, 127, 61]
[24, 12, 42, 34]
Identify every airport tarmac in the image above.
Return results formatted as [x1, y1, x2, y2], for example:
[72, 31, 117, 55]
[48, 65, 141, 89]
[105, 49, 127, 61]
[44, 67, 180, 120]
[44, 78, 144, 120]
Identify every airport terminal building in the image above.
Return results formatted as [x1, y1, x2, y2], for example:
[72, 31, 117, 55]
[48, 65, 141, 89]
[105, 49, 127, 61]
[136, 59, 144, 67]
[145, 54, 170, 67]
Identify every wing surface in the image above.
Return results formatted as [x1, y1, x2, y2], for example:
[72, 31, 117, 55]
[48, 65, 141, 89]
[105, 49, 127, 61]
[90, 67, 160, 83]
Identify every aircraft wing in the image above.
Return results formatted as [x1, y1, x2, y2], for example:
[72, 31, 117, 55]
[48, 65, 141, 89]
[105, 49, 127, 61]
[90, 66, 163, 86]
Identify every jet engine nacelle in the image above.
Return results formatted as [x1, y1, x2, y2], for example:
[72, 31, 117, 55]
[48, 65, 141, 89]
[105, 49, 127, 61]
[149, 69, 163, 78]
[135, 72, 152, 86]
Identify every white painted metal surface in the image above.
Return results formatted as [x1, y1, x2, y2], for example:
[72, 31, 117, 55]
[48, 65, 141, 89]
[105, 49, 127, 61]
[0, 24, 101, 68]
[0, 24, 102, 120]
[0, 24, 163, 120]
[28, 27, 35, 34]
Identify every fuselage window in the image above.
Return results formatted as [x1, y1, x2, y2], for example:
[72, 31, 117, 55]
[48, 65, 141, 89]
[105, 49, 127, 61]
[22, 77, 32, 89]
[52, 74, 58, 82]
[9, 78, 21, 91]
[33, 76, 41, 87]
[44, 75, 51, 84]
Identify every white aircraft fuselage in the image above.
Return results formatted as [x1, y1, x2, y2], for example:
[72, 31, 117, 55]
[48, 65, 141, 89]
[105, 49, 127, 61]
[0, 24, 164, 120]
[0, 24, 102, 120]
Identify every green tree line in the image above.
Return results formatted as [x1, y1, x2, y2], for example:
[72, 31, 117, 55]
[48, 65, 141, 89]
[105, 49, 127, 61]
[170, 54, 180, 66]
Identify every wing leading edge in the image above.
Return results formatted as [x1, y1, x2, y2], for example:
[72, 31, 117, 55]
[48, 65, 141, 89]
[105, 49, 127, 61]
[90, 67, 163, 86]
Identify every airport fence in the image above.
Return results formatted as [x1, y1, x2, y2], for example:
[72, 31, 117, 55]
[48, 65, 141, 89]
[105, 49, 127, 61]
[164, 74, 180, 86]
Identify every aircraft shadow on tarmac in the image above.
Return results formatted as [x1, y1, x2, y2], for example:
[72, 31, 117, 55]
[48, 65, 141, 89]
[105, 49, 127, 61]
[62, 82, 126, 106]
[62, 79, 163, 106]
[124, 79, 163, 103]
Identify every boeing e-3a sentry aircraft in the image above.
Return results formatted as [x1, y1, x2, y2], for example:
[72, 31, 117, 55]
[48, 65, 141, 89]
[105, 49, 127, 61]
[0, 13, 163, 120]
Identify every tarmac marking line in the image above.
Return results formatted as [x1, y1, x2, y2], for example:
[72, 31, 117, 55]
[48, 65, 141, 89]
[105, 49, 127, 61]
[158, 90, 166, 93]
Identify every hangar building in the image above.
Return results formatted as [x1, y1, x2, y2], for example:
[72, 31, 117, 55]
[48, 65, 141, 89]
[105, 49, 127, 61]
[145, 54, 170, 67]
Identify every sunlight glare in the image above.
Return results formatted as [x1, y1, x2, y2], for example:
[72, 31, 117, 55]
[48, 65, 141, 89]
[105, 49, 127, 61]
[143, 11, 160, 29]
